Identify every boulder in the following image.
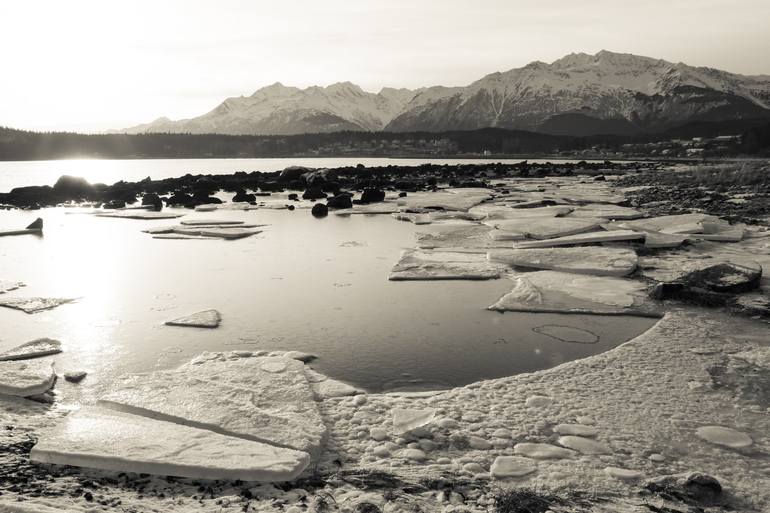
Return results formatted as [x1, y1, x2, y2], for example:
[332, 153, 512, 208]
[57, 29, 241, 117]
[53, 175, 94, 199]
[279, 166, 311, 183]
[141, 193, 163, 211]
[311, 203, 329, 218]
[232, 190, 256, 203]
[360, 188, 386, 204]
[327, 193, 353, 209]
[302, 187, 327, 201]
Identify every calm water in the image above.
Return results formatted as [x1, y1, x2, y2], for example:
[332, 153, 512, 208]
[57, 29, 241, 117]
[0, 201, 655, 398]
[0, 157, 611, 192]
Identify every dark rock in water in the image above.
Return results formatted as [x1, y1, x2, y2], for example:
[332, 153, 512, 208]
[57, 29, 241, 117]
[302, 187, 327, 200]
[646, 472, 722, 505]
[311, 203, 329, 218]
[192, 177, 217, 195]
[360, 188, 385, 203]
[6, 185, 55, 208]
[327, 193, 353, 210]
[287, 205, 296, 211]
[64, 371, 87, 383]
[102, 200, 126, 209]
[254, 192, 271, 197]
[166, 192, 193, 207]
[322, 181, 341, 194]
[232, 189, 256, 203]
[190, 192, 223, 208]
[650, 262, 762, 310]
[398, 192, 408, 198]
[259, 182, 284, 193]
[288, 193, 299, 201]
[26, 218, 43, 230]
[53, 175, 94, 199]
[680, 262, 761, 294]
[279, 166, 311, 182]
[141, 193, 163, 211]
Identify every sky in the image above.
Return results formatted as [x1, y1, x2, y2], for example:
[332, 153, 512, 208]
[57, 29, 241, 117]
[1, 0, 769, 133]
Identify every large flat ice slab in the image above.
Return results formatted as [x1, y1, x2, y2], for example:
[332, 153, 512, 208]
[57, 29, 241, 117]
[389, 249, 503, 280]
[0, 297, 76, 314]
[513, 229, 645, 249]
[484, 217, 603, 240]
[415, 225, 507, 252]
[99, 354, 327, 458]
[0, 338, 62, 361]
[95, 211, 184, 220]
[400, 191, 491, 212]
[488, 271, 655, 316]
[165, 309, 221, 328]
[0, 359, 56, 397]
[31, 406, 310, 482]
[488, 247, 638, 277]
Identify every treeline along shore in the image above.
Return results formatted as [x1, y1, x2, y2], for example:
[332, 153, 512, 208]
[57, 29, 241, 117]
[1, 120, 770, 161]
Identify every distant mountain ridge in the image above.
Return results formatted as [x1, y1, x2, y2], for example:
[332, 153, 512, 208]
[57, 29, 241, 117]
[120, 50, 770, 137]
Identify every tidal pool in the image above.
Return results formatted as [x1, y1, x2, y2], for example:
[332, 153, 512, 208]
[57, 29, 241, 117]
[0, 205, 656, 397]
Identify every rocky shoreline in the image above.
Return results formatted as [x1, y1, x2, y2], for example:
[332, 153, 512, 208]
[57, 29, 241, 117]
[0, 160, 768, 512]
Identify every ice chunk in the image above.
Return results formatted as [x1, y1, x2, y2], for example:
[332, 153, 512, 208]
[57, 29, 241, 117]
[31, 407, 309, 482]
[488, 247, 638, 277]
[0, 338, 62, 361]
[695, 426, 752, 448]
[393, 408, 436, 434]
[568, 205, 642, 220]
[604, 467, 643, 480]
[389, 250, 503, 280]
[553, 424, 598, 437]
[416, 225, 505, 251]
[401, 191, 490, 212]
[95, 211, 183, 220]
[0, 280, 24, 294]
[513, 229, 645, 249]
[165, 309, 221, 328]
[490, 456, 537, 478]
[0, 359, 56, 397]
[0, 297, 76, 314]
[99, 355, 326, 458]
[180, 219, 245, 226]
[484, 218, 603, 240]
[488, 271, 654, 316]
[557, 436, 611, 454]
[513, 442, 575, 459]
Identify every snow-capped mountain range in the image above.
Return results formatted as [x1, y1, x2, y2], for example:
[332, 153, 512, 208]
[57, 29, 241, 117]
[120, 51, 770, 137]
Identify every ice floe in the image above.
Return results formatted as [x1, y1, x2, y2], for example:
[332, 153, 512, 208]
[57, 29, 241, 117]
[483, 217, 603, 240]
[0, 338, 62, 361]
[164, 309, 221, 328]
[490, 456, 537, 478]
[400, 191, 491, 212]
[0, 297, 76, 314]
[415, 225, 505, 251]
[513, 442, 575, 459]
[0, 359, 56, 397]
[488, 246, 638, 276]
[31, 406, 310, 482]
[392, 408, 436, 434]
[695, 426, 753, 448]
[553, 424, 599, 436]
[488, 271, 654, 316]
[179, 219, 245, 226]
[513, 229, 645, 249]
[389, 249, 504, 280]
[557, 435, 611, 455]
[99, 354, 327, 458]
[95, 211, 184, 220]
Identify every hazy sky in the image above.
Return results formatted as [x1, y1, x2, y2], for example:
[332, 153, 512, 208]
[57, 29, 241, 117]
[2, 0, 769, 132]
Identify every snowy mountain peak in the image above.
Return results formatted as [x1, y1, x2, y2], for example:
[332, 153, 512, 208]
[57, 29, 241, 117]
[120, 50, 770, 136]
